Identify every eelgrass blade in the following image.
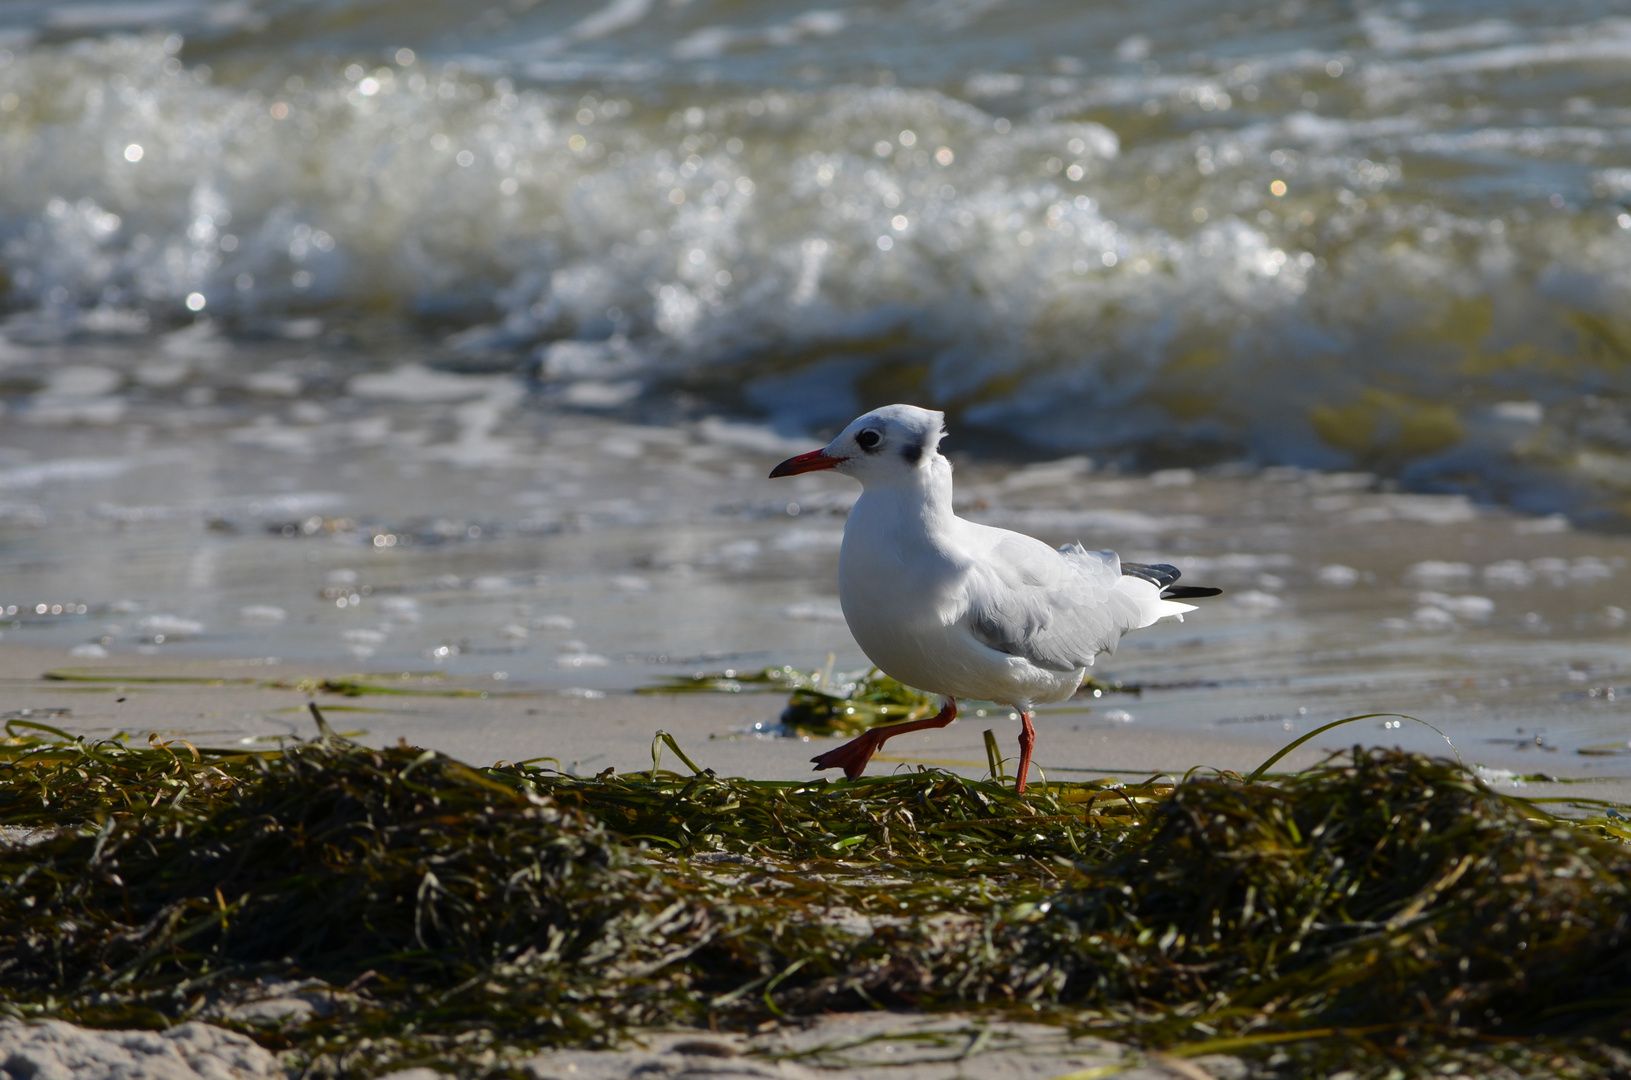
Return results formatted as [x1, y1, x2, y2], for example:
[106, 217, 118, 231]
[984, 729, 1005, 782]
[307, 701, 340, 742]
[650, 729, 706, 775]
[1246, 713, 1463, 782]
[3, 718, 77, 743]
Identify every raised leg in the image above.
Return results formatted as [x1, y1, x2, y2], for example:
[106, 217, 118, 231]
[1014, 710, 1036, 795]
[811, 698, 958, 779]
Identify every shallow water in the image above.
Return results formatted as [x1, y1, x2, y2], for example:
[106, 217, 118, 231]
[3, 2, 1631, 517]
[2, 351, 1630, 779]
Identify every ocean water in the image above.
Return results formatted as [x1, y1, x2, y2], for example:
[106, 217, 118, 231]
[3, 1, 1631, 517]
[4, 1, 1631, 772]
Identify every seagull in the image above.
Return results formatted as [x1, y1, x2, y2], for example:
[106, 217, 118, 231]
[769, 404, 1219, 794]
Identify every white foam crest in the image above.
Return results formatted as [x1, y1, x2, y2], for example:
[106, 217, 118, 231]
[348, 366, 508, 403]
[1033, 49, 1332, 117]
[504, 0, 657, 59]
[1368, 24, 1631, 80]
[137, 613, 204, 636]
[0, 458, 128, 489]
[1361, 13, 1522, 54]
[672, 10, 847, 61]
[1407, 126, 1615, 156]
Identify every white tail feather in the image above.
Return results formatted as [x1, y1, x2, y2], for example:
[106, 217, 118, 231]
[1112, 575, 1198, 629]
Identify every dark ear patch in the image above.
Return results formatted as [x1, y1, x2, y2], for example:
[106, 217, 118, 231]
[901, 439, 923, 465]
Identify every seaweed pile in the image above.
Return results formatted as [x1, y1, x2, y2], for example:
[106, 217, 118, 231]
[2, 714, 1631, 1079]
[641, 663, 1134, 736]
[640, 663, 936, 736]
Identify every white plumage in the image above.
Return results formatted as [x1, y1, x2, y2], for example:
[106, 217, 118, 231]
[770, 403, 1216, 793]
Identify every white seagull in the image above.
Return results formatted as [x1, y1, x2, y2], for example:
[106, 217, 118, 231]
[770, 404, 1219, 794]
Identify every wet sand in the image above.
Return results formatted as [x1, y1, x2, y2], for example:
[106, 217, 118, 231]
[7, 644, 1629, 808]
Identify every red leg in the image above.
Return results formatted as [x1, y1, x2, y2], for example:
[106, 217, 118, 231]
[1015, 710, 1036, 794]
[811, 698, 958, 779]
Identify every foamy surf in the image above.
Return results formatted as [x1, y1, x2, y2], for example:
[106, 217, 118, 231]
[0, 2, 1629, 522]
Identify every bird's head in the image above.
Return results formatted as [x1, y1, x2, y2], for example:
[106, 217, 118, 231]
[769, 404, 947, 486]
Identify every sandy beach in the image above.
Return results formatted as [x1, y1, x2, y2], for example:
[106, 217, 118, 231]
[9, 642, 1630, 809]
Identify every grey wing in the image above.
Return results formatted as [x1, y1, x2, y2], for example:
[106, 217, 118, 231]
[964, 539, 1145, 671]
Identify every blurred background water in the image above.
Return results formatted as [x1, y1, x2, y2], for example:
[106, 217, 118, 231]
[4, 1, 1631, 515]
[4, 0, 1631, 769]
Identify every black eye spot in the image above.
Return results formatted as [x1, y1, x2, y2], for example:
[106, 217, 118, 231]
[855, 429, 881, 451]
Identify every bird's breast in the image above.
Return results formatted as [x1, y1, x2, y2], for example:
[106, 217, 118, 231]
[838, 509, 970, 678]
[839, 516, 961, 619]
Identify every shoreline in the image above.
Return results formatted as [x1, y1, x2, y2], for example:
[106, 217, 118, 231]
[7, 643, 1630, 805]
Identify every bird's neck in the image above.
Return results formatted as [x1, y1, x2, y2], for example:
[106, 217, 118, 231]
[856, 455, 955, 535]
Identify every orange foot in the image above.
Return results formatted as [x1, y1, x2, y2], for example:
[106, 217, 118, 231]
[810, 730, 886, 779]
[810, 698, 959, 780]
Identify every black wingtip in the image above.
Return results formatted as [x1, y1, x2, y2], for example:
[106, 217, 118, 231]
[1162, 585, 1223, 599]
[1122, 561, 1182, 589]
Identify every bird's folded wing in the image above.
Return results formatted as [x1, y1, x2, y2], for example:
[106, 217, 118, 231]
[963, 537, 1141, 671]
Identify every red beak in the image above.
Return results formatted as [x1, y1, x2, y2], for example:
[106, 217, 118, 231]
[769, 448, 843, 478]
